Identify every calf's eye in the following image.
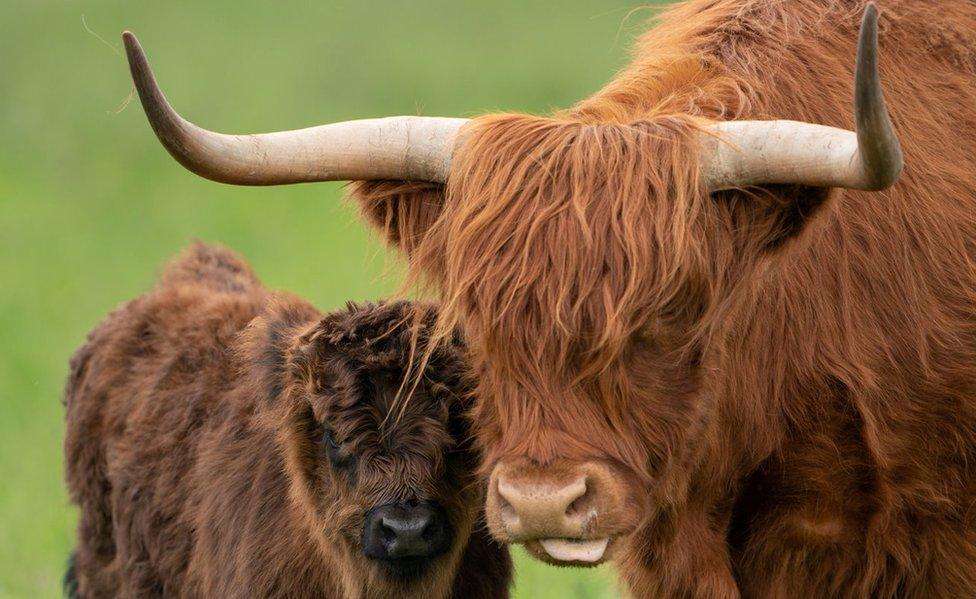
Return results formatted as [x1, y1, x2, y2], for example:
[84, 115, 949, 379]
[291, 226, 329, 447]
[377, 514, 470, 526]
[321, 426, 342, 459]
[320, 426, 356, 476]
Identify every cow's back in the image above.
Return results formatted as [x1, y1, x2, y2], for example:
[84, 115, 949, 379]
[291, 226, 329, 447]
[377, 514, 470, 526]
[64, 243, 268, 596]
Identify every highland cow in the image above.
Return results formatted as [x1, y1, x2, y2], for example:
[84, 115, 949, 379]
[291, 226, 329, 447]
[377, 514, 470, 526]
[123, 0, 976, 596]
[63, 243, 511, 598]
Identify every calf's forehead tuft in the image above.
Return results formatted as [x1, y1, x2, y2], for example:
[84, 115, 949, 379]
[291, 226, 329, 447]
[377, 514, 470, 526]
[304, 300, 471, 450]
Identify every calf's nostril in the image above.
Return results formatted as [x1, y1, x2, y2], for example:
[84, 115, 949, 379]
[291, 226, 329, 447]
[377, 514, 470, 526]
[421, 517, 442, 543]
[379, 521, 397, 544]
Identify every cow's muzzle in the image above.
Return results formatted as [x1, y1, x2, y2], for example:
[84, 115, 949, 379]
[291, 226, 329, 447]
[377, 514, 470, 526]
[485, 458, 634, 566]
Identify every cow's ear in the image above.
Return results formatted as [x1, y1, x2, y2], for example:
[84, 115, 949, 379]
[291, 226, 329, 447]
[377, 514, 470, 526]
[348, 181, 446, 257]
[712, 185, 835, 255]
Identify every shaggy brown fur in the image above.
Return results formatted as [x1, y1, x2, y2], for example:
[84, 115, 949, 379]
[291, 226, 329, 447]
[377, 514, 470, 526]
[351, 1, 976, 597]
[63, 243, 511, 598]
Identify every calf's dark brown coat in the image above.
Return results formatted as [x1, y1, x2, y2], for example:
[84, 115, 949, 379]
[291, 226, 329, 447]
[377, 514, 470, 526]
[63, 243, 511, 598]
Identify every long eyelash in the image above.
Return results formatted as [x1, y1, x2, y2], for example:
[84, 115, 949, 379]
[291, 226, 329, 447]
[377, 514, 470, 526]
[320, 426, 343, 460]
[320, 425, 358, 481]
[322, 427, 341, 450]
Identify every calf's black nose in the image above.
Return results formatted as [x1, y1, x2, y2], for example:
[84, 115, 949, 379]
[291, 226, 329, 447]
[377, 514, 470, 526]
[362, 502, 451, 561]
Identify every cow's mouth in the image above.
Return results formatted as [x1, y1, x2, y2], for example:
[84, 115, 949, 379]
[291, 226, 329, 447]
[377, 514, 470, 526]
[529, 537, 612, 565]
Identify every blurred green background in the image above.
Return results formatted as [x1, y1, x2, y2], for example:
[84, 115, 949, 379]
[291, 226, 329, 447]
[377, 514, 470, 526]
[0, 1, 664, 596]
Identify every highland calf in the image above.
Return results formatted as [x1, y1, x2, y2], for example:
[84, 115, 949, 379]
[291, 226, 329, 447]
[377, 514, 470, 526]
[63, 243, 511, 598]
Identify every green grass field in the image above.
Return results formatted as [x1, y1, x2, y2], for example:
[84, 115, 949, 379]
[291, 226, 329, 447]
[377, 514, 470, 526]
[0, 1, 667, 596]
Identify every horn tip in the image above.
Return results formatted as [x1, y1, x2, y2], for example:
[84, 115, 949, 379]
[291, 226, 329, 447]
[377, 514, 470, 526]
[862, 2, 878, 28]
[121, 31, 144, 68]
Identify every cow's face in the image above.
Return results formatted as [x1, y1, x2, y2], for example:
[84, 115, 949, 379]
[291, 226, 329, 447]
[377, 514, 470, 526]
[472, 326, 707, 566]
[354, 114, 833, 565]
[278, 302, 485, 593]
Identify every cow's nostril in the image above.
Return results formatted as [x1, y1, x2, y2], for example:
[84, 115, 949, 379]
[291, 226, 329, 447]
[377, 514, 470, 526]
[495, 486, 517, 522]
[566, 479, 591, 518]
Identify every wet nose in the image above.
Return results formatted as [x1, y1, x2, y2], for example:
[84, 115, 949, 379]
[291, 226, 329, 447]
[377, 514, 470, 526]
[487, 460, 632, 565]
[362, 502, 451, 560]
[492, 470, 593, 538]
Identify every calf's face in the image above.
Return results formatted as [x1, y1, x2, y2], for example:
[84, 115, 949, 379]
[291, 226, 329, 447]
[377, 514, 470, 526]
[276, 302, 481, 593]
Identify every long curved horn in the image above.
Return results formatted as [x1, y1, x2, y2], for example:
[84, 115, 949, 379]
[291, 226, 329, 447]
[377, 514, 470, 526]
[122, 32, 466, 184]
[701, 3, 903, 192]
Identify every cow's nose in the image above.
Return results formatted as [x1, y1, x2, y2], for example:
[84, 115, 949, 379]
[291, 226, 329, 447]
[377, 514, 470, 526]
[486, 460, 632, 565]
[493, 471, 592, 538]
[362, 502, 452, 561]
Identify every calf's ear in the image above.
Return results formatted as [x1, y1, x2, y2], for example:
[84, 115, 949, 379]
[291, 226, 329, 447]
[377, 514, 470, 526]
[235, 294, 320, 407]
[287, 318, 345, 397]
[348, 181, 446, 257]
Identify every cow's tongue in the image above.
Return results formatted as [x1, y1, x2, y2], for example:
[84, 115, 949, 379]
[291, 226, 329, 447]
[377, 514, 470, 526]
[539, 538, 610, 563]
